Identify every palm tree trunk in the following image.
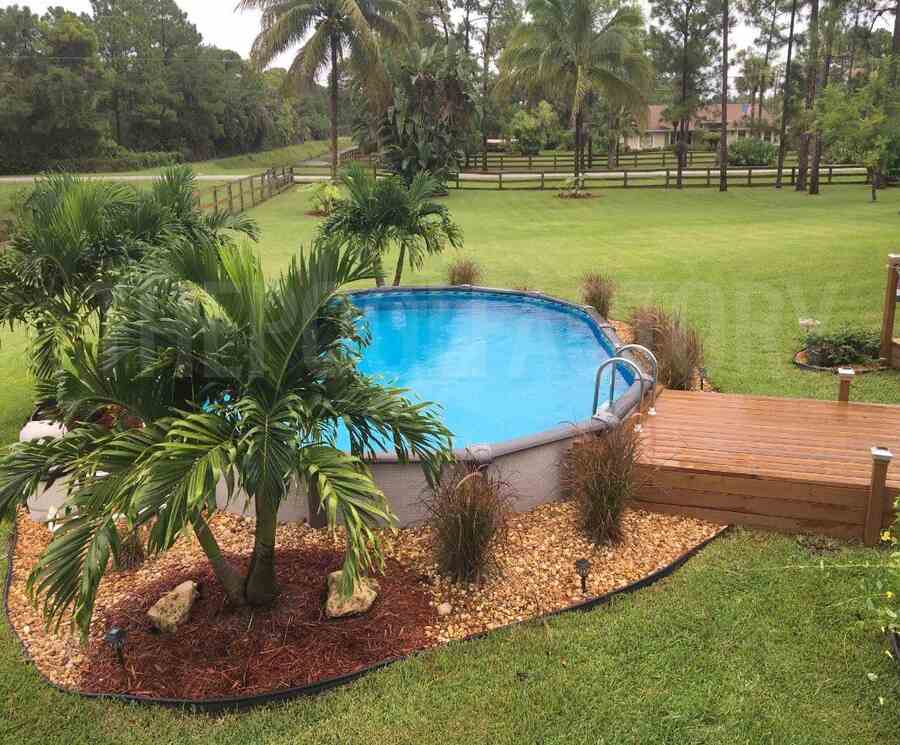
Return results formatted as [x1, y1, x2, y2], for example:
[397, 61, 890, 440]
[574, 110, 583, 178]
[776, 0, 798, 189]
[607, 113, 617, 168]
[796, 0, 819, 192]
[191, 512, 247, 606]
[720, 0, 729, 193]
[244, 496, 279, 606]
[329, 33, 340, 181]
[393, 243, 406, 286]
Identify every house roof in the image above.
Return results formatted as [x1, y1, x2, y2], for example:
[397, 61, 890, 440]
[644, 103, 776, 131]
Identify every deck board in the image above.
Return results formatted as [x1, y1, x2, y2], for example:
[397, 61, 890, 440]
[639, 391, 900, 490]
[634, 391, 900, 543]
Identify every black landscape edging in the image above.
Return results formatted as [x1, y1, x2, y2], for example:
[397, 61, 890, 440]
[891, 631, 900, 667]
[4, 520, 728, 714]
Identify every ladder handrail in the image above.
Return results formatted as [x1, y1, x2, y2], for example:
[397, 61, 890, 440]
[592, 356, 646, 417]
[615, 344, 659, 412]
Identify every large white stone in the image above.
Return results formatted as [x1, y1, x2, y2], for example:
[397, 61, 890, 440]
[147, 580, 199, 633]
[19, 420, 66, 442]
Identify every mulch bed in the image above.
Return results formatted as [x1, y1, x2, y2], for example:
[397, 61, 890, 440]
[792, 350, 886, 374]
[7, 503, 722, 701]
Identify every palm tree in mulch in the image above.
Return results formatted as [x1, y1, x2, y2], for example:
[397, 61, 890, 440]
[499, 0, 653, 178]
[0, 236, 452, 636]
[318, 163, 463, 287]
[238, 0, 412, 179]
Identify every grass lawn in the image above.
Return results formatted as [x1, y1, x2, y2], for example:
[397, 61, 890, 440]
[1, 182, 899, 743]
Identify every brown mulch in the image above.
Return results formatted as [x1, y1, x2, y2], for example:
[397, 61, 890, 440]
[8, 502, 723, 701]
[792, 350, 886, 375]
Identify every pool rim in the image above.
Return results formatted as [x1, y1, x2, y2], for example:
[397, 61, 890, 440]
[343, 284, 649, 463]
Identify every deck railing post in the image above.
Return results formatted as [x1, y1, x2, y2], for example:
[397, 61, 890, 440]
[880, 255, 900, 363]
[837, 367, 855, 402]
[865, 447, 894, 546]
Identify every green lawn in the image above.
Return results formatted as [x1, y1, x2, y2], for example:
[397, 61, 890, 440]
[1, 182, 899, 743]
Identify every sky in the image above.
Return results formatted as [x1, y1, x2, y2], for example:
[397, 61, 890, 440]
[21, 0, 766, 67]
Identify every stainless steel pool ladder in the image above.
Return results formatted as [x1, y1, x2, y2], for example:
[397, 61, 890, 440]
[591, 344, 658, 419]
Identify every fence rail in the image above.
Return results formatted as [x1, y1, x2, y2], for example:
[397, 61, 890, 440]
[198, 167, 296, 214]
[464, 149, 800, 173]
[448, 165, 868, 191]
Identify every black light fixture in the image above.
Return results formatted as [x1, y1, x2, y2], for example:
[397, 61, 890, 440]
[575, 559, 591, 593]
[104, 627, 127, 666]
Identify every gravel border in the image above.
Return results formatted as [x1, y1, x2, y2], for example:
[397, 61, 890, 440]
[3, 515, 727, 713]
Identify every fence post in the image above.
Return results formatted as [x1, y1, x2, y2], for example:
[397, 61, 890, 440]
[689, 150, 694, 166]
[498, 172, 503, 190]
[633, 152, 638, 168]
[239, 178, 246, 212]
[665, 170, 670, 188]
[828, 166, 833, 184]
[500, 154, 504, 172]
[748, 168, 752, 187]
[791, 166, 796, 185]
[865, 447, 894, 546]
[837, 368, 855, 402]
[456, 172, 460, 190]
[227, 183, 234, 214]
[212, 186, 219, 213]
[540, 172, 545, 190]
[623, 171, 628, 188]
[707, 168, 711, 187]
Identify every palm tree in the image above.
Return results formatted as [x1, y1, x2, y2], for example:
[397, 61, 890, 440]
[239, 0, 411, 179]
[0, 236, 452, 635]
[0, 168, 257, 394]
[319, 163, 463, 287]
[499, 0, 652, 178]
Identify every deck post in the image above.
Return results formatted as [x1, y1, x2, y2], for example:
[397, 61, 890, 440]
[865, 447, 894, 546]
[880, 255, 900, 364]
[837, 368, 855, 402]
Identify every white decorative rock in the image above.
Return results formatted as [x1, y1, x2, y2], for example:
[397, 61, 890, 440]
[19, 420, 66, 442]
[437, 602, 453, 617]
[325, 571, 379, 618]
[147, 581, 199, 633]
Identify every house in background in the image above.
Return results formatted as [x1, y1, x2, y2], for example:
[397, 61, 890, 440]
[623, 103, 779, 150]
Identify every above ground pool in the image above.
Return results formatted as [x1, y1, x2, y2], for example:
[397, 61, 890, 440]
[347, 288, 635, 449]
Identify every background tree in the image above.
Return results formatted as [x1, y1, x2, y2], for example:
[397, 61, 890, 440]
[649, 0, 723, 186]
[719, 0, 729, 191]
[737, 0, 788, 129]
[795, 0, 821, 191]
[500, 0, 652, 178]
[239, 0, 410, 179]
[775, 0, 799, 187]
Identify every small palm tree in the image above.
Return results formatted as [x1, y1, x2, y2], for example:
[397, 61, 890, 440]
[239, 0, 411, 178]
[500, 0, 652, 176]
[0, 237, 452, 635]
[319, 163, 463, 286]
[0, 167, 257, 393]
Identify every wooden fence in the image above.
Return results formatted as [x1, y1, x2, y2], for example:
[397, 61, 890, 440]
[466, 149, 798, 173]
[198, 167, 296, 214]
[449, 165, 869, 191]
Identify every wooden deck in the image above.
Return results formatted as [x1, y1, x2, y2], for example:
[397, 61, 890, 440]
[634, 391, 900, 544]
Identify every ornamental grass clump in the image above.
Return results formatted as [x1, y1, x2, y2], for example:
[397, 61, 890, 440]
[426, 463, 513, 583]
[581, 272, 616, 318]
[560, 422, 641, 545]
[447, 256, 483, 286]
[629, 305, 704, 390]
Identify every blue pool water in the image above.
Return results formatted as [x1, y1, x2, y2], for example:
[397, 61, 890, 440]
[344, 290, 632, 448]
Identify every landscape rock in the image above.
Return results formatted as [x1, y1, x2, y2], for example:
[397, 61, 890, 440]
[147, 580, 199, 633]
[325, 571, 379, 618]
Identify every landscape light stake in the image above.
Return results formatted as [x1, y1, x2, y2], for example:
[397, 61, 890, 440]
[104, 627, 127, 667]
[575, 559, 591, 594]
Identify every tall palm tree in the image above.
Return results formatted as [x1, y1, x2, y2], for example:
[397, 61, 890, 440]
[775, 0, 798, 188]
[319, 163, 463, 286]
[499, 0, 652, 178]
[239, 0, 412, 179]
[0, 236, 452, 635]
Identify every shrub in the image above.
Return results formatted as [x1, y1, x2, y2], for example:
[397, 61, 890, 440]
[560, 422, 641, 544]
[425, 462, 513, 583]
[727, 138, 777, 166]
[507, 110, 543, 156]
[804, 325, 881, 366]
[307, 181, 343, 216]
[629, 305, 704, 390]
[49, 150, 183, 174]
[581, 272, 616, 318]
[447, 256, 482, 286]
